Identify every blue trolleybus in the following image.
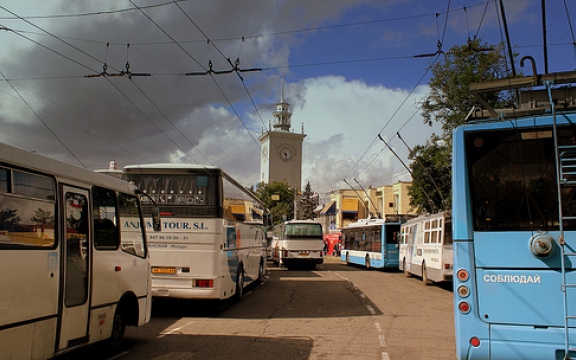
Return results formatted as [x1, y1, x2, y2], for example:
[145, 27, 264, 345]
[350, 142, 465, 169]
[452, 71, 576, 359]
[341, 217, 408, 269]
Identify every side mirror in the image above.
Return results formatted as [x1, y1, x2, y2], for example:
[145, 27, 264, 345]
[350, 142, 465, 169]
[152, 206, 161, 232]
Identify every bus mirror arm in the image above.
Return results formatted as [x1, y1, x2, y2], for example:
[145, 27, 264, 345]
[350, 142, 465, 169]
[135, 189, 161, 232]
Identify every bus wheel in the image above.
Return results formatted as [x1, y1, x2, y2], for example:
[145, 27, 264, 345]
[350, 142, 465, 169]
[233, 267, 244, 302]
[422, 262, 430, 285]
[365, 255, 371, 270]
[109, 307, 126, 349]
[257, 260, 265, 283]
[403, 259, 410, 277]
[345, 252, 350, 265]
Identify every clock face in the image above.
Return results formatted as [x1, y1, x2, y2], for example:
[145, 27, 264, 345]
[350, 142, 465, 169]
[280, 146, 293, 161]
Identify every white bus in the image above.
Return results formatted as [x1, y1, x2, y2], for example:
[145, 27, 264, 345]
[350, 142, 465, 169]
[399, 211, 453, 285]
[122, 164, 270, 301]
[271, 220, 324, 270]
[0, 142, 158, 360]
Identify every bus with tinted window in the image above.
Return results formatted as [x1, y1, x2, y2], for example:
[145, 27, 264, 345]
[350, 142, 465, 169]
[271, 220, 324, 270]
[122, 164, 270, 302]
[453, 73, 576, 359]
[340, 217, 406, 269]
[399, 211, 452, 284]
[0, 142, 158, 360]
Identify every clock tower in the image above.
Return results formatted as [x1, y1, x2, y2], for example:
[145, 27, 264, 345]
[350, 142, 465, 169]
[259, 88, 306, 190]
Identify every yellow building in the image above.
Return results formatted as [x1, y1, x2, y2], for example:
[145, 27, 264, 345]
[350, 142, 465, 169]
[318, 180, 416, 232]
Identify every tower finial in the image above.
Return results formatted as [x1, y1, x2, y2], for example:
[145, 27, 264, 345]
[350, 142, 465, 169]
[281, 75, 285, 102]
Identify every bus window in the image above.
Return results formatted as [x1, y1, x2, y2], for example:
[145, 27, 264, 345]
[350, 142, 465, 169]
[0, 169, 56, 248]
[93, 187, 119, 250]
[65, 192, 89, 307]
[119, 193, 146, 258]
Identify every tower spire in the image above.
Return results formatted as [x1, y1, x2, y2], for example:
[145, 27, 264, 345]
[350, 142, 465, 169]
[281, 75, 285, 102]
[273, 76, 291, 131]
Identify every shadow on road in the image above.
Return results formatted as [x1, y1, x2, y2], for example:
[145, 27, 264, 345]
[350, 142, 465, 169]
[54, 332, 314, 360]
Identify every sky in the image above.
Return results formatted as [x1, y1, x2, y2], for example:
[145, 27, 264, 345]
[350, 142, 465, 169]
[1, 0, 575, 202]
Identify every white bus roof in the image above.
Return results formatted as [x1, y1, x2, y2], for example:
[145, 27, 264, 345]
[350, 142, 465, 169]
[123, 163, 219, 172]
[402, 211, 451, 226]
[0, 142, 138, 193]
[282, 219, 322, 225]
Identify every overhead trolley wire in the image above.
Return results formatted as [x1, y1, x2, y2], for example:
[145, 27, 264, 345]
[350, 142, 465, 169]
[0, 82, 162, 162]
[0, 70, 87, 168]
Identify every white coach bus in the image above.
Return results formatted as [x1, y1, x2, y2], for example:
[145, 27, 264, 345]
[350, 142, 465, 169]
[399, 211, 453, 285]
[271, 220, 324, 270]
[122, 164, 270, 301]
[0, 142, 159, 360]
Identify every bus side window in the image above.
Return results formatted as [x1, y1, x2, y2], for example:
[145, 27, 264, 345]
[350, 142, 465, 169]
[93, 186, 119, 250]
[119, 194, 146, 258]
[0, 169, 56, 248]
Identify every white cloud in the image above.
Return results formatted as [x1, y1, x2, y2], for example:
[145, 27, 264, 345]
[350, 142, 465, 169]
[286, 75, 435, 196]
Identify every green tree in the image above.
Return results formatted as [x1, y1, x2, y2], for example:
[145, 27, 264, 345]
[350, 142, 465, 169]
[411, 39, 514, 213]
[299, 182, 318, 220]
[253, 180, 295, 226]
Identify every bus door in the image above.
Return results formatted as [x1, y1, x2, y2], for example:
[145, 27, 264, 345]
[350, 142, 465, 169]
[58, 187, 91, 350]
[405, 224, 417, 271]
[384, 224, 400, 266]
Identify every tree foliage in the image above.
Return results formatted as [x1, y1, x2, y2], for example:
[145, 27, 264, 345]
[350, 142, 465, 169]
[420, 40, 514, 135]
[252, 180, 295, 226]
[411, 39, 514, 213]
[299, 181, 318, 220]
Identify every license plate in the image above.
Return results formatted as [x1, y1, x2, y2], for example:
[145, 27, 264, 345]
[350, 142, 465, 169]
[299, 252, 309, 257]
[152, 267, 176, 274]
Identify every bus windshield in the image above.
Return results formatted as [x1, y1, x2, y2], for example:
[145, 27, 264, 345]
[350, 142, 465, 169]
[123, 173, 219, 217]
[465, 127, 576, 231]
[285, 223, 323, 238]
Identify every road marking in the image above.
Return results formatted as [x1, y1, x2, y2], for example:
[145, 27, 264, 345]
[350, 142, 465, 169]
[378, 334, 387, 347]
[360, 293, 366, 299]
[158, 320, 195, 338]
[374, 322, 382, 332]
[382, 352, 391, 360]
[108, 351, 130, 360]
[367, 305, 375, 314]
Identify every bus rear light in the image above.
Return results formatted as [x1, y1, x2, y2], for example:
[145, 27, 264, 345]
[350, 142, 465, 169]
[470, 337, 480, 347]
[160, 211, 174, 216]
[458, 301, 471, 314]
[457, 269, 469, 282]
[283, 251, 288, 258]
[195, 279, 214, 288]
[444, 263, 451, 270]
[457, 285, 470, 298]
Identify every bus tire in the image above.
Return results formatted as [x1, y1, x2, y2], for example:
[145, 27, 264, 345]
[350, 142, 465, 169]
[403, 259, 410, 277]
[233, 266, 244, 302]
[257, 259, 265, 283]
[365, 255, 371, 270]
[108, 306, 126, 349]
[422, 262, 430, 285]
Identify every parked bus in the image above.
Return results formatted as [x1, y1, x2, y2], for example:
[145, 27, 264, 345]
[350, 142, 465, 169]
[452, 74, 576, 359]
[122, 164, 269, 301]
[340, 217, 405, 269]
[271, 219, 324, 270]
[0, 142, 158, 360]
[399, 211, 452, 284]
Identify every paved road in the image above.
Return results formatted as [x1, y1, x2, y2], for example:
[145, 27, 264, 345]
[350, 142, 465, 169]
[55, 256, 455, 360]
